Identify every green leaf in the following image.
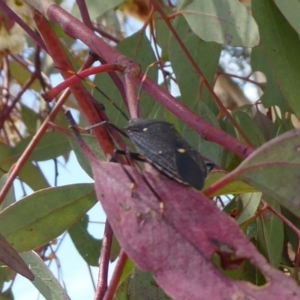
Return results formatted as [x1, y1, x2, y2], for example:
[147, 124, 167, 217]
[204, 170, 258, 197]
[21, 251, 70, 300]
[154, 11, 172, 61]
[181, 0, 259, 47]
[252, 0, 300, 118]
[274, 116, 295, 137]
[68, 214, 101, 266]
[112, 259, 135, 300]
[170, 16, 221, 110]
[232, 129, 300, 217]
[281, 208, 300, 254]
[0, 144, 49, 190]
[119, 259, 135, 285]
[237, 192, 261, 226]
[273, 0, 300, 35]
[253, 110, 273, 141]
[232, 111, 266, 147]
[182, 102, 223, 165]
[99, 10, 123, 41]
[69, 134, 105, 178]
[242, 259, 266, 286]
[0, 184, 96, 252]
[0, 174, 16, 211]
[0, 143, 11, 168]
[110, 235, 121, 262]
[9, 61, 42, 92]
[116, 268, 170, 300]
[19, 163, 50, 191]
[13, 132, 71, 162]
[21, 104, 39, 135]
[257, 197, 284, 268]
[169, 16, 222, 164]
[251, 47, 289, 113]
[219, 117, 242, 171]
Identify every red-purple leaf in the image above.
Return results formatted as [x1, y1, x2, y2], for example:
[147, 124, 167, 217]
[89, 155, 300, 299]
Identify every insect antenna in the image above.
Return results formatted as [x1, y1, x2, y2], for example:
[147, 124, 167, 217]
[136, 61, 160, 118]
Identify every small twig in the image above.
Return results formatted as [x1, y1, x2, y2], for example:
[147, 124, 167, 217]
[43, 64, 123, 102]
[34, 9, 116, 157]
[217, 71, 265, 89]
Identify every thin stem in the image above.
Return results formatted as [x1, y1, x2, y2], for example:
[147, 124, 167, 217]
[76, 0, 93, 29]
[94, 220, 113, 300]
[43, 64, 123, 102]
[103, 251, 128, 300]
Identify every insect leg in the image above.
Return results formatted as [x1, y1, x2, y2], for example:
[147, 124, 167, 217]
[205, 161, 215, 172]
[112, 149, 137, 196]
[114, 149, 165, 213]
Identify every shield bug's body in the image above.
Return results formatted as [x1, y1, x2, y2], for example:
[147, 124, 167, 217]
[124, 118, 208, 190]
[67, 65, 212, 190]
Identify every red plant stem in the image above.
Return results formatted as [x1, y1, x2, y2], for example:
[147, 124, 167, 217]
[103, 251, 128, 300]
[44, 64, 123, 102]
[34, 10, 115, 156]
[122, 60, 141, 119]
[95, 220, 113, 300]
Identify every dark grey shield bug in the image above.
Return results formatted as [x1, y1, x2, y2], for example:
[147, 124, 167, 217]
[125, 118, 208, 190]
